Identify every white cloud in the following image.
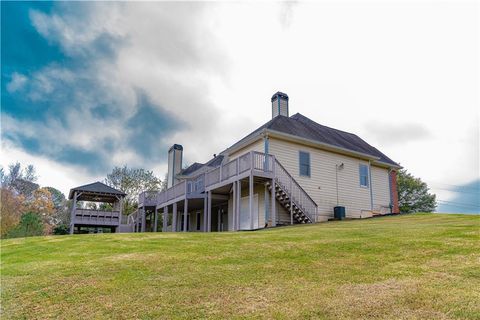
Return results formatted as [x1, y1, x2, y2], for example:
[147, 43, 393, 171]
[0, 140, 98, 196]
[6, 72, 27, 93]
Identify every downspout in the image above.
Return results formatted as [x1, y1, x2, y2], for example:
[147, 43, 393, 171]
[388, 168, 393, 214]
[369, 160, 374, 212]
[335, 164, 339, 206]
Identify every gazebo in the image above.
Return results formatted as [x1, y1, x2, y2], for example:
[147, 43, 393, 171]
[68, 182, 126, 234]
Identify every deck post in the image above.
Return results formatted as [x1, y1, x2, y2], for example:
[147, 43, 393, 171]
[183, 198, 188, 232]
[217, 208, 221, 231]
[163, 206, 168, 232]
[203, 194, 208, 232]
[249, 170, 254, 230]
[141, 207, 146, 232]
[271, 178, 276, 227]
[172, 202, 178, 232]
[264, 183, 269, 227]
[236, 180, 241, 230]
[69, 191, 77, 234]
[271, 156, 277, 227]
[153, 208, 158, 232]
[207, 191, 212, 232]
[232, 181, 237, 231]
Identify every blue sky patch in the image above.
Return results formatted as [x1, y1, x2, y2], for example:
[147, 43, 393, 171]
[1, 1, 182, 174]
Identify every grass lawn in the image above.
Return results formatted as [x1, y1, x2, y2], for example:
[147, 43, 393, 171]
[1, 213, 479, 319]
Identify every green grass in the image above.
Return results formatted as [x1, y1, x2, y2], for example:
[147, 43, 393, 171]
[1, 213, 479, 319]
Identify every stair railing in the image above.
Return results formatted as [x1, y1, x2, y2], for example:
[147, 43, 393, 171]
[274, 159, 318, 222]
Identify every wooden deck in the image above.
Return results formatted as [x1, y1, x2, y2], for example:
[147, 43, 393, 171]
[132, 151, 318, 233]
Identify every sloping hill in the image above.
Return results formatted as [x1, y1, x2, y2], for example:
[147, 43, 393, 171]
[1, 214, 479, 319]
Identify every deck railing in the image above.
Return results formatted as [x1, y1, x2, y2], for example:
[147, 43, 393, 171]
[139, 191, 158, 206]
[74, 209, 120, 225]
[205, 167, 221, 187]
[136, 151, 319, 223]
[274, 159, 317, 222]
[143, 151, 276, 206]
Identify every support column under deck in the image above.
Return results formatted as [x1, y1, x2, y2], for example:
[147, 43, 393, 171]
[207, 191, 212, 232]
[203, 195, 208, 232]
[232, 181, 237, 231]
[249, 173, 254, 230]
[172, 202, 177, 232]
[183, 198, 188, 232]
[163, 206, 168, 232]
[236, 180, 241, 230]
[271, 178, 276, 227]
[154, 209, 158, 232]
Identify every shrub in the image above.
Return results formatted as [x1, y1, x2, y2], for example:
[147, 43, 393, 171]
[53, 224, 70, 235]
[6, 212, 44, 238]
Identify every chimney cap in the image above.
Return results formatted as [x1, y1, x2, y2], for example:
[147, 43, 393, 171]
[271, 91, 289, 102]
[169, 144, 183, 152]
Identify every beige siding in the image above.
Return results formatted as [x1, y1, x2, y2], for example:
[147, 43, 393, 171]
[269, 138, 376, 219]
[227, 139, 264, 161]
[371, 166, 391, 214]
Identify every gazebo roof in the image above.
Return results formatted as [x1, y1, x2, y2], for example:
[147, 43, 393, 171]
[68, 181, 126, 201]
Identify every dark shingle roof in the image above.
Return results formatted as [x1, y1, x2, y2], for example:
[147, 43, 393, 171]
[205, 155, 224, 167]
[68, 181, 126, 199]
[227, 113, 398, 166]
[180, 162, 204, 176]
[179, 155, 225, 176]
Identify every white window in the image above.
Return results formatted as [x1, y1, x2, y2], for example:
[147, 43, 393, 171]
[359, 164, 369, 187]
[299, 151, 311, 177]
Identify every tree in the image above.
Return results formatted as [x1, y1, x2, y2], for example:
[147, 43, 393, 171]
[6, 212, 44, 238]
[43, 187, 71, 232]
[43, 187, 66, 209]
[0, 163, 39, 197]
[26, 188, 56, 234]
[161, 173, 168, 191]
[0, 188, 25, 238]
[397, 169, 437, 213]
[104, 166, 162, 215]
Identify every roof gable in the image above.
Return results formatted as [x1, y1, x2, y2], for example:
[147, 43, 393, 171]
[68, 181, 126, 199]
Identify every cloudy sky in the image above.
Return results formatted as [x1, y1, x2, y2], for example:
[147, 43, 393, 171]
[1, 1, 479, 213]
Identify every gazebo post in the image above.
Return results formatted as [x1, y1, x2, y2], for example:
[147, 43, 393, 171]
[69, 191, 78, 234]
[141, 207, 146, 232]
[153, 208, 158, 232]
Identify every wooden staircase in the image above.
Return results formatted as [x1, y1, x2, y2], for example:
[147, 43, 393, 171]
[266, 181, 313, 224]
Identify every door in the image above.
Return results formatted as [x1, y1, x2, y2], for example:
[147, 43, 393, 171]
[240, 194, 259, 230]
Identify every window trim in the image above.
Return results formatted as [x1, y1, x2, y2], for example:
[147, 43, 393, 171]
[299, 151, 311, 177]
[359, 164, 369, 188]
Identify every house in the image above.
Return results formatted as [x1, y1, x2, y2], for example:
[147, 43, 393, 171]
[130, 92, 401, 232]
